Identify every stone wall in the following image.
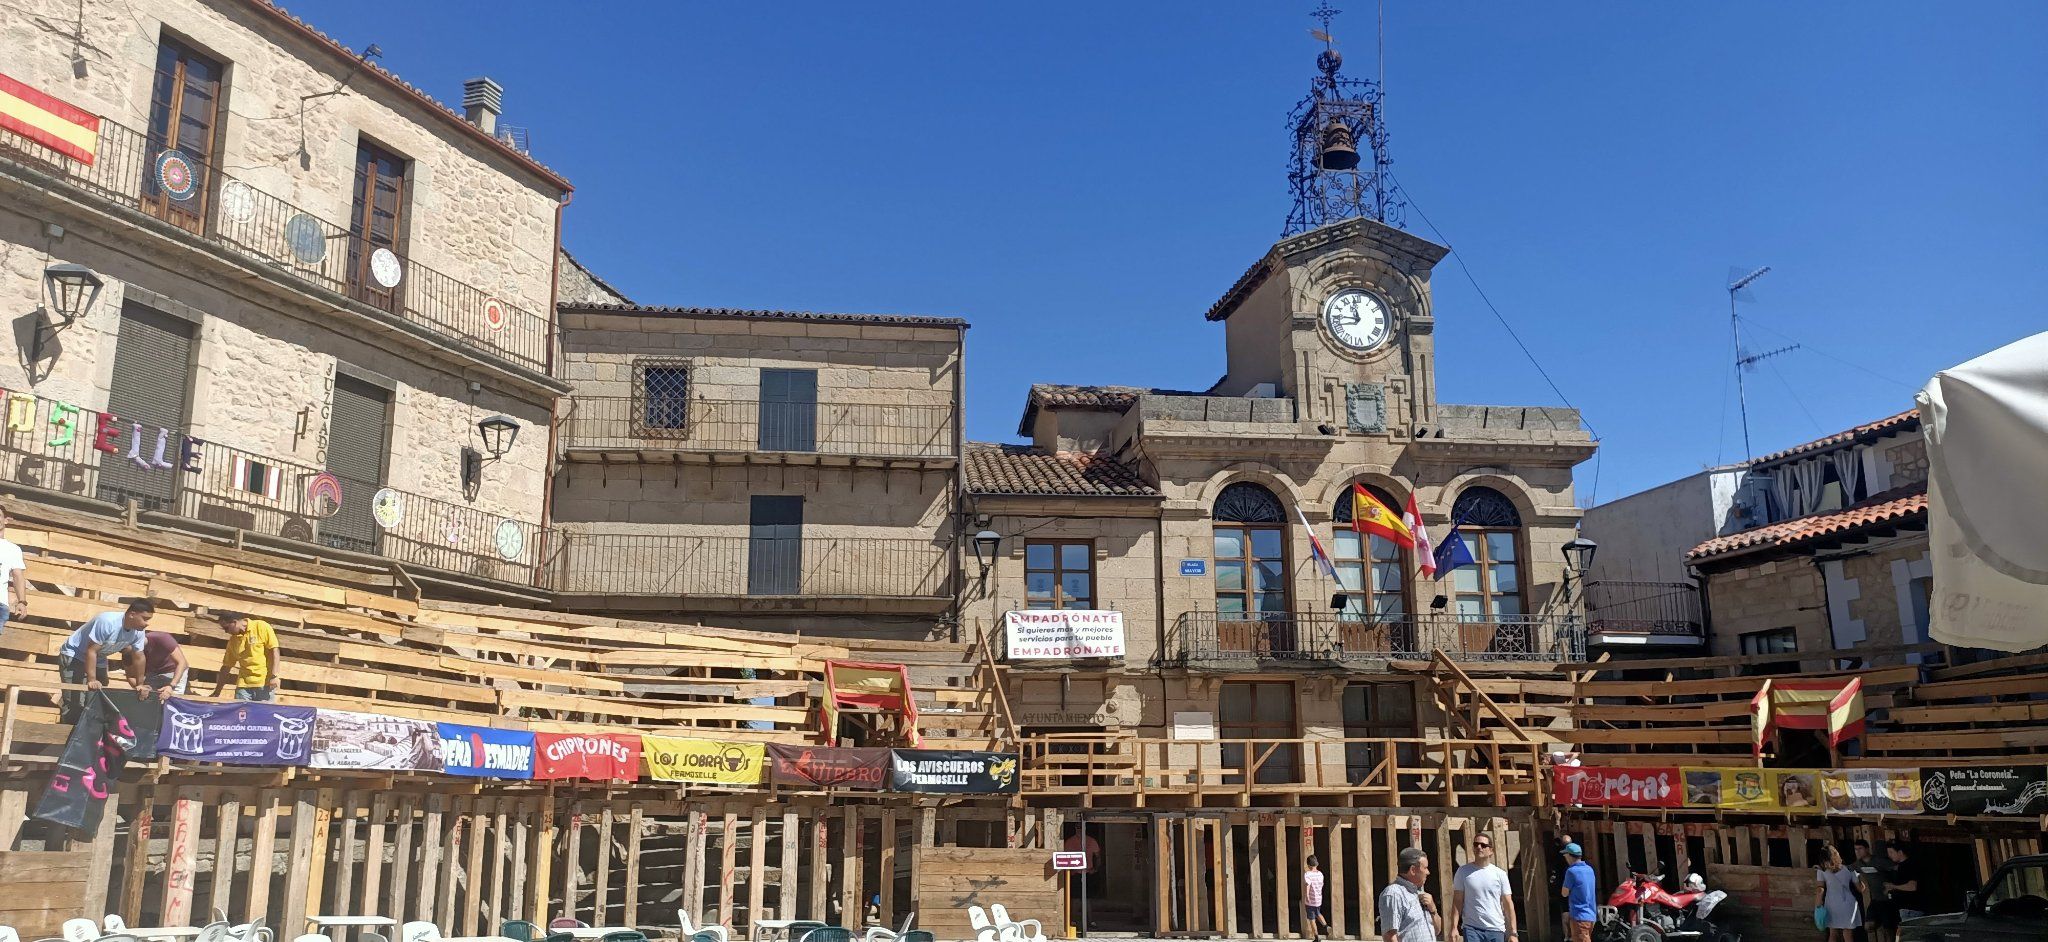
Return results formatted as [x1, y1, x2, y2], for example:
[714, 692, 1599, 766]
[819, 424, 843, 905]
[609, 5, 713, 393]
[3, 0, 562, 310]
[1702, 558, 1832, 658]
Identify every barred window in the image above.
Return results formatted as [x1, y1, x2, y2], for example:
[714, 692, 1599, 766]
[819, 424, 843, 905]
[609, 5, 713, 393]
[635, 359, 691, 433]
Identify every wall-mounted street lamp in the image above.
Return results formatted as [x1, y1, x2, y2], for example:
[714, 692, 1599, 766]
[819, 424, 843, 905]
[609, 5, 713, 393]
[33, 263, 103, 373]
[970, 529, 1002, 576]
[460, 413, 521, 500]
[1561, 535, 1599, 583]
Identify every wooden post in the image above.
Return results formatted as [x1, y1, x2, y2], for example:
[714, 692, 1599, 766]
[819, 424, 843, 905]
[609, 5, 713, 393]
[511, 800, 531, 924]
[838, 806, 860, 931]
[435, 799, 462, 932]
[531, 790, 556, 928]
[1248, 815, 1264, 938]
[161, 788, 204, 925]
[595, 805, 615, 926]
[1180, 816, 1198, 934]
[422, 796, 449, 930]
[781, 810, 802, 921]
[749, 807, 769, 939]
[1209, 817, 1227, 934]
[389, 796, 416, 923]
[1220, 815, 1240, 938]
[333, 791, 361, 922]
[565, 802, 586, 927]
[623, 804, 645, 929]
[1152, 815, 1173, 937]
[464, 797, 490, 936]
[364, 794, 391, 917]
[1273, 814, 1292, 939]
[83, 791, 121, 921]
[683, 805, 706, 925]
[1327, 818, 1345, 941]
[809, 811, 829, 923]
[1355, 815, 1375, 939]
[281, 790, 319, 932]
[0, 786, 27, 851]
[207, 793, 243, 924]
[876, 809, 896, 929]
[721, 810, 740, 929]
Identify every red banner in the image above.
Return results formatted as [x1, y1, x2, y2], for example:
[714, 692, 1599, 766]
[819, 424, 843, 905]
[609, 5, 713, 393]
[532, 732, 641, 781]
[1552, 766, 1683, 808]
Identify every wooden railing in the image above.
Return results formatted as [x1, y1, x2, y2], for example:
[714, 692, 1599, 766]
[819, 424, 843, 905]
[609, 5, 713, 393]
[1018, 733, 1549, 806]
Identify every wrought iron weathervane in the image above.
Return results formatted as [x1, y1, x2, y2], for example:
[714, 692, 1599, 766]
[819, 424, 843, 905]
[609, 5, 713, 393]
[1284, 2, 1403, 235]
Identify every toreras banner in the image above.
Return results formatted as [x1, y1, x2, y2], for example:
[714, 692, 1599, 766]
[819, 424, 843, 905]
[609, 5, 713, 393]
[767, 745, 891, 789]
[888, 749, 1021, 794]
[1922, 766, 2047, 817]
[643, 736, 765, 785]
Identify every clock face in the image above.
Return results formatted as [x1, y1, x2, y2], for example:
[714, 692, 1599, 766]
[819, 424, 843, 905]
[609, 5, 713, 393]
[1322, 289, 1391, 352]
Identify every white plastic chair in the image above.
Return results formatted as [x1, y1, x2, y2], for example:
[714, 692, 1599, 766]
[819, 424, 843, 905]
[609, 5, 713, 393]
[61, 920, 100, 942]
[675, 913, 727, 942]
[291, 935, 330, 942]
[2, 925, 20, 942]
[399, 924, 439, 942]
[964, 908, 997, 942]
[861, 913, 913, 942]
[988, 906, 1042, 942]
[102, 919, 126, 936]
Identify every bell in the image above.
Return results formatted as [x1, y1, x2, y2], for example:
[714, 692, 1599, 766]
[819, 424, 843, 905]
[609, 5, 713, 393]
[1317, 119, 1360, 171]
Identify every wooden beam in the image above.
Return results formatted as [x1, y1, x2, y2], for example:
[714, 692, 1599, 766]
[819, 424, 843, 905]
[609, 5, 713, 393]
[809, 811, 828, 923]
[83, 792, 120, 922]
[207, 793, 242, 925]
[1274, 814, 1292, 939]
[424, 795, 451, 930]
[782, 811, 801, 921]
[389, 795, 416, 923]
[838, 806, 859, 932]
[750, 807, 770, 939]
[1247, 815, 1264, 939]
[490, 798, 511, 926]
[511, 799, 531, 924]
[1325, 817, 1345, 942]
[623, 804, 645, 929]
[364, 794, 390, 918]
[334, 790, 360, 924]
[161, 788, 204, 926]
[1355, 815, 1375, 939]
[1152, 815, 1172, 937]
[280, 790, 315, 933]
[721, 810, 740, 929]
[877, 809, 896, 929]
[464, 797, 489, 936]
[595, 805, 615, 926]
[531, 790, 556, 928]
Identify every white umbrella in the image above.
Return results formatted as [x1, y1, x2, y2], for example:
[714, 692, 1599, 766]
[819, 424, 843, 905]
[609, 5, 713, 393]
[1918, 331, 2048, 651]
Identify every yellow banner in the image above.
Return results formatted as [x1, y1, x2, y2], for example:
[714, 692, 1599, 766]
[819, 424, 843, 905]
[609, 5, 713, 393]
[642, 736, 766, 785]
[1682, 767, 1824, 813]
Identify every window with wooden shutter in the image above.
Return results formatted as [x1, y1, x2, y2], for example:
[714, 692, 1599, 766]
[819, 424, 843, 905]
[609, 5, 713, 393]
[748, 495, 803, 596]
[144, 35, 224, 233]
[320, 373, 391, 553]
[96, 303, 193, 511]
[347, 139, 409, 314]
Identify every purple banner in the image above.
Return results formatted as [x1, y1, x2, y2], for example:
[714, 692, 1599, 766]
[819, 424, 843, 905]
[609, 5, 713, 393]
[155, 698, 316, 766]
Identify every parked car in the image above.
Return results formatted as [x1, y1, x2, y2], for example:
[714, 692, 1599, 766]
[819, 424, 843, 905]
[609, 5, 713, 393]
[1898, 853, 2048, 941]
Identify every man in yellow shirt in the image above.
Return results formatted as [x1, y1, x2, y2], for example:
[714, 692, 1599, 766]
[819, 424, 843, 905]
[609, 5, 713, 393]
[209, 612, 281, 701]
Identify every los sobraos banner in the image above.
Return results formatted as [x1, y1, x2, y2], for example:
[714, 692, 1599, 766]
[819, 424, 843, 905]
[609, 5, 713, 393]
[1005, 610, 1125, 660]
[643, 735, 766, 785]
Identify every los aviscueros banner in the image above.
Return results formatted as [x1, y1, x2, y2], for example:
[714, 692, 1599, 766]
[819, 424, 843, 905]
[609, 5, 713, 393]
[887, 748, 1021, 794]
[157, 698, 316, 765]
[643, 735, 765, 785]
[438, 724, 536, 778]
[1922, 765, 2046, 816]
[532, 732, 641, 781]
[767, 744, 891, 789]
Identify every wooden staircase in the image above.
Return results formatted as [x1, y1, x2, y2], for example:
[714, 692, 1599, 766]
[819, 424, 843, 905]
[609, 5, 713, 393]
[1423, 650, 1579, 748]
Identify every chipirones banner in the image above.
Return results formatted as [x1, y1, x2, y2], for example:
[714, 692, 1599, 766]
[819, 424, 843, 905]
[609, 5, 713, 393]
[532, 732, 641, 781]
[309, 710, 445, 771]
[156, 698, 316, 765]
[1921, 765, 2048, 817]
[767, 744, 891, 789]
[437, 724, 536, 778]
[1820, 768, 1923, 815]
[642, 736, 765, 785]
[887, 749, 1021, 794]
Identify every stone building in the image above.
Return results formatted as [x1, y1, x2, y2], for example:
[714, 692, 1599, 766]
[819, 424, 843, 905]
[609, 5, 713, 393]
[0, 0, 568, 590]
[548, 302, 966, 638]
[1681, 409, 1933, 663]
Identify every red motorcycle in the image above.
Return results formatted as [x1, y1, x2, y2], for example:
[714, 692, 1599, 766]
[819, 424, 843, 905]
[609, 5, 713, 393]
[1594, 872, 1739, 942]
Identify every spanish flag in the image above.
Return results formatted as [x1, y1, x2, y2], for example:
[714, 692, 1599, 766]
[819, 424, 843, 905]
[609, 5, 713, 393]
[1751, 677, 1865, 757]
[1350, 484, 1415, 549]
[820, 659, 921, 748]
[0, 73, 100, 166]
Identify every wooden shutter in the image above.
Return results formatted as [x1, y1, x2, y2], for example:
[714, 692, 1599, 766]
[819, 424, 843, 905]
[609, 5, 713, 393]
[142, 36, 223, 233]
[347, 140, 409, 313]
[96, 304, 193, 510]
[757, 368, 817, 452]
[747, 495, 803, 596]
[321, 374, 391, 552]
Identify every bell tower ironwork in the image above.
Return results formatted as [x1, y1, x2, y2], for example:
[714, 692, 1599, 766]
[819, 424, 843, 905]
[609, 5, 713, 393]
[1284, 2, 1403, 235]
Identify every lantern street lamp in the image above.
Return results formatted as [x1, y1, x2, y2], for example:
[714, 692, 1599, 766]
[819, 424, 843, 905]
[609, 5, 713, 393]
[461, 414, 522, 500]
[43, 263, 104, 326]
[1561, 536, 1598, 582]
[970, 529, 1002, 575]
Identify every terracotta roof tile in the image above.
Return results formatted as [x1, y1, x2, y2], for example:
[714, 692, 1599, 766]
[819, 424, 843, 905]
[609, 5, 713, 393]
[1687, 484, 1928, 562]
[1752, 408, 1919, 467]
[965, 443, 1157, 498]
[557, 302, 966, 327]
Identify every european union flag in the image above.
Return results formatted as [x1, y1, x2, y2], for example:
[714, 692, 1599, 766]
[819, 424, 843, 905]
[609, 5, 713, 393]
[1433, 520, 1477, 579]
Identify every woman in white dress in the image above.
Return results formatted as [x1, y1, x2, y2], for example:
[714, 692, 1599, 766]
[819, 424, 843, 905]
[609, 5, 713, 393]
[1814, 845, 1863, 940]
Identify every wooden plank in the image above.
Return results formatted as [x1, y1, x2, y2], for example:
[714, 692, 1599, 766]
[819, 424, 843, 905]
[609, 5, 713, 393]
[809, 810, 828, 924]
[564, 802, 585, 927]
[1248, 816, 1264, 939]
[490, 798, 510, 928]
[1274, 815, 1292, 939]
[364, 794, 390, 919]
[531, 791, 556, 928]
[782, 811, 802, 921]
[623, 805, 644, 929]
[1221, 816, 1240, 938]
[1153, 815, 1172, 936]
[0, 783, 26, 851]
[434, 797, 461, 932]
[389, 795, 416, 923]
[511, 799, 530, 924]
[333, 791, 360, 923]
[82, 793, 120, 922]
[1326, 818, 1345, 941]
[1208, 818, 1227, 935]
[207, 794, 242, 925]
[749, 807, 769, 938]
[280, 790, 315, 933]
[876, 809, 896, 929]
[419, 795, 447, 930]
[839, 806, 859, 932]
[720, 810, 739, 929]
[683, 805, 707, 926]
[464, 797, 489, 936]
[1355, 816, 1374, 938]
[595, 805, 614, 926]
[160, 788, 204, 926]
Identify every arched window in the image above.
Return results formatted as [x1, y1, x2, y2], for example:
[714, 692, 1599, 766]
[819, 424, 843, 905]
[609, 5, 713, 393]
[1448, 486, 1525, 621]
[1213, 482, 1289, 619]
[1332, 482, 1409, 621]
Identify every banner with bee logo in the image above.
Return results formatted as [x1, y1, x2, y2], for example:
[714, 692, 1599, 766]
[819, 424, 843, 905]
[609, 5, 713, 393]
[887, 749, 1021, 794]
[642, 735, 766, 785]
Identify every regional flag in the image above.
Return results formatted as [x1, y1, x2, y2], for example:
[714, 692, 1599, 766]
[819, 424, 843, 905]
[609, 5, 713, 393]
[1294, 504, 1341, 582]
[1350, 484, 1415, 549]
[1404, 492, 1436, 578]
[0, 73, 100, 165]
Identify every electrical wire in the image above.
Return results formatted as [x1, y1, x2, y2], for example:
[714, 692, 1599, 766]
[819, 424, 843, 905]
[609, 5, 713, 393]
[1392, 177, 1604, 505]
[1735, 315, 1918, 389]
[1764, 357, 1824, 434]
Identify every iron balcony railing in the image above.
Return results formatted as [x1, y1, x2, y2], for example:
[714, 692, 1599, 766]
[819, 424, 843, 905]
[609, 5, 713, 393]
[552, 532, 950, 598]
[1169, 610, 1586, 664]
[561, 395, 957, 459]
[0, 110, 549, 373]
[0, 396, 557, 585]
[1585, 580, 1706, 639]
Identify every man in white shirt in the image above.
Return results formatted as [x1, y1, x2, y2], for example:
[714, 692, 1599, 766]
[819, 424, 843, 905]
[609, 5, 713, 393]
[57, 599, 156, 720]
[1450, 833, 1517, 942]
[0, 506, 26, 634]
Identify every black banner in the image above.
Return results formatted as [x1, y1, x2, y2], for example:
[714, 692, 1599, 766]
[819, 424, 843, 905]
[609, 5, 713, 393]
[768, 745, 891, 789]
[34, 690, 164, 830]
[1921, 765, 2047, 817]
[887, 748, 1021, 794]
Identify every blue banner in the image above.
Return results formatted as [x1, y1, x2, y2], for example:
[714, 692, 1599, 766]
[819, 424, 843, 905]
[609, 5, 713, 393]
[436, 723, 536, 778]
[156, 699, 316, 766]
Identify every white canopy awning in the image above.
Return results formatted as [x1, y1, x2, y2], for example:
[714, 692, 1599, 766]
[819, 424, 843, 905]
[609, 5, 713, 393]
[1919, 331, 2048, 652]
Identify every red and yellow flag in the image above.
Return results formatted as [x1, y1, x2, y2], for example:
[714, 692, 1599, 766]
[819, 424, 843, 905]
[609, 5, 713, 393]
[1350, 484, 1416, 549]
[0, 73, 100, 165]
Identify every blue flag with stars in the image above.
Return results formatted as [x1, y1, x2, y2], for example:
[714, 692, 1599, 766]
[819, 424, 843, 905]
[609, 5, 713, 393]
[1433, 520, 1477, 580]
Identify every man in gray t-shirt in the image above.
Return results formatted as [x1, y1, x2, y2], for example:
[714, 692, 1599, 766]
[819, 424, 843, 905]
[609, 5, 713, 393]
[1450, 834, 1517, 942]
[1379, 846, 1441, 942]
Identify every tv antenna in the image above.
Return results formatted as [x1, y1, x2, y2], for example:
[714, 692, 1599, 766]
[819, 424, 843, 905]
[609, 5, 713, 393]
[1726, 265, 1783, 458]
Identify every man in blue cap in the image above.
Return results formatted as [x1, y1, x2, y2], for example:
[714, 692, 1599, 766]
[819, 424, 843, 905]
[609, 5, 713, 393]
[1559, 842, 1597, 942]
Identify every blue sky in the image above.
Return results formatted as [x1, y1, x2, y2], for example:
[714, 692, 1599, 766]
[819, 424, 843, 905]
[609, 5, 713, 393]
[286, 1, 2047, 503]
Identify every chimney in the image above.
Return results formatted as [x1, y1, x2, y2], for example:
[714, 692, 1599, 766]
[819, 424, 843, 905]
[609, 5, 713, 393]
[462, 76, 503, 135]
